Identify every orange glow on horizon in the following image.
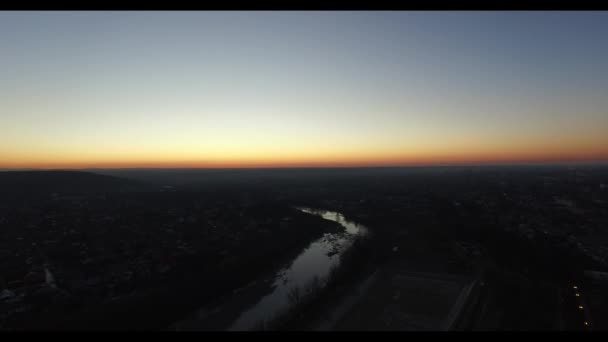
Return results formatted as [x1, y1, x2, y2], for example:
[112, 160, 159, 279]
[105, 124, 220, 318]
[3, 147, 608, 169]
[3, 125, 608, 169]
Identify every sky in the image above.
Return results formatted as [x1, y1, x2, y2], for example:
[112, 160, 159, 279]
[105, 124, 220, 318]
[1, 11, 608, 169]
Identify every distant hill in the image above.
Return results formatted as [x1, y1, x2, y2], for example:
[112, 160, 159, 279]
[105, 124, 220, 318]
[0, 170, 144, 196]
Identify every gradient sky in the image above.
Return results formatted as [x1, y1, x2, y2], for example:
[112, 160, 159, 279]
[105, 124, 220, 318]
[1, 11, 608, 168]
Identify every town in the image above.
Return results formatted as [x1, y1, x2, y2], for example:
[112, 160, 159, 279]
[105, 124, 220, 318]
[1, 165, 608, 330]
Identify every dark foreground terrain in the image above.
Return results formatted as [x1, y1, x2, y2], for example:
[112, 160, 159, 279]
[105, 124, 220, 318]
[1, 165, 608, 330]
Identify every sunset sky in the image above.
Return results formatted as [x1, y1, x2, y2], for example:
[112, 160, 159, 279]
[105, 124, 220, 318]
[1, 11, 608, 169]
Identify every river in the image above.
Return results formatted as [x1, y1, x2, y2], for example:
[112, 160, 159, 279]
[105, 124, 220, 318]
[174, 207, 368, 331]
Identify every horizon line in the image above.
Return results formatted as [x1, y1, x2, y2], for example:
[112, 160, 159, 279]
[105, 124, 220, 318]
[2, 159, 608, 172]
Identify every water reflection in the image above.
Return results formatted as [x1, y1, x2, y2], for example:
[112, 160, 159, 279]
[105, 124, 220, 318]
[226, 207, 367, 330]
[298, 207, 365, 236]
